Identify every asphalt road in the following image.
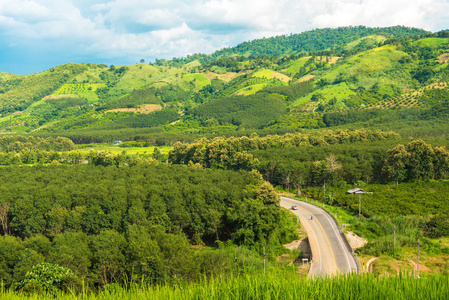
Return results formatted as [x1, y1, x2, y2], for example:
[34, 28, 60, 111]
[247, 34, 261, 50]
[280, 196, 358, 277]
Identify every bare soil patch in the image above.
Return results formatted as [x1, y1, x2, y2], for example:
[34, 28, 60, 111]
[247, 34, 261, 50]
[203, 71, 244, 82]
[346, 231, 367, 250]
[438, 53, 449, 63]
[106, 104, 162, 114]
[298, 75, 315, 82]
[272, 71, 291, 83]
[42, 94, 78, 100]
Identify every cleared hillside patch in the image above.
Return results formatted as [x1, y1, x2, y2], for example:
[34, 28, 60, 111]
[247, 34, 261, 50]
[343, 35, 387, 50]
[54, 83, 106, 102]
[105, 104, 163, 114]
[414, 37, 449, 47]
[203, 71, 242, 82]
[319, 46, 410, 90]
[293, 82, 355, 107]
[182, 73, 211, 90]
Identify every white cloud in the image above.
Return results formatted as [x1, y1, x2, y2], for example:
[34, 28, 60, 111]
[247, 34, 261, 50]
[1, 0, 449, 73]
[307, 0, 449, 31]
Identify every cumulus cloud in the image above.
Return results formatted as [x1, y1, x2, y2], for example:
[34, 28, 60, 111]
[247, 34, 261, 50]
[0, 0, 448, 73]
[307, 0, 449, 30]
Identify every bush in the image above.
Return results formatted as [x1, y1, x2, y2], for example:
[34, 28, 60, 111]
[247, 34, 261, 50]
[15, 263, 77, 294]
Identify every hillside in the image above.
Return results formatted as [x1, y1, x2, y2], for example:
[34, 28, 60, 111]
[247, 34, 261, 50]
[0, 27, 448, 143]
[155, 26, 428, 66]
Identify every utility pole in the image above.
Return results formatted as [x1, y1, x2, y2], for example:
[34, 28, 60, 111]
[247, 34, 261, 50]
[393, 228, 397, 256]
[323, 180, 326, 203]
[358, 193, 362, 217]
[263, 247, 266, 275]
[393, 228, 397, 248]
[417, 239, 420, 278]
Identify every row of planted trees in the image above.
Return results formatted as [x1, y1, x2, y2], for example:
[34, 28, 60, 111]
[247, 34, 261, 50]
[384, 139, 449, 183]
[168, 129, 400, 171]
[169, 129, 449, 187]
[0, 147, 167, 166]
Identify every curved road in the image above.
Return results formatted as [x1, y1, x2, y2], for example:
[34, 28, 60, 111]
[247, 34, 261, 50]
[280, 197, 358, 277]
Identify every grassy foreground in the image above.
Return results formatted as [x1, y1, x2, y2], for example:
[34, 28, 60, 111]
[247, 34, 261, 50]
[2, 272, 448, 300]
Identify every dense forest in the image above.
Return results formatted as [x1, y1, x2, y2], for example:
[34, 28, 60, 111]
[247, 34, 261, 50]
[155, 26, 428, 66]
[0, 164, 296, 290]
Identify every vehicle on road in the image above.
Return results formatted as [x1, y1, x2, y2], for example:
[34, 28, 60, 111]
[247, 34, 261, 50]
[291, 205, 298, 210]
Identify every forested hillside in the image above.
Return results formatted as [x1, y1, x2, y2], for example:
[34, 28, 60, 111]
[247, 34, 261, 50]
[156, 26, 428, 66]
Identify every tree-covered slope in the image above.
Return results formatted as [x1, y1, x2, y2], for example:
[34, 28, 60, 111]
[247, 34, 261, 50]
[156, 26, 428, 66]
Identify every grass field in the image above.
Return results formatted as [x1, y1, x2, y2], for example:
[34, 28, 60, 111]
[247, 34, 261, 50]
[319, 46, 409, 89]
[293, 82, 354, 107]
[54, 83, 107, 103]
[343, 35, 388, 50]
[75, 143, 172, 156]
[413, 37, 449, 47]
[1, 272, 448, 300]
[182, 73, 211, 90]
[284, 57, 311, 76]
[237, 83, 269, 95]
[252, 69, 290, 83]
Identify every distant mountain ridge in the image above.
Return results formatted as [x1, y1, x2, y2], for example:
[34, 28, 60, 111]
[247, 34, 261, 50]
[156, 26, 428, 66]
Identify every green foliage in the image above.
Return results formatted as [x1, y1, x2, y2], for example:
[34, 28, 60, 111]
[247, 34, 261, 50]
[99, 109, 180, 129]
[383, 139, 449, 182]
[0, 136, 75, 152]
[0, 164, 295, 289]
[156, 26, 427, 66]
[2, 272, 449, 299]
[189, 93, 287, 128]
[45, 97, 87, 111]
[423, 215, 449, 238]
[15, 263, 75, 294]
[169, 129, 399, 172]
[0, 64, 88, 115]
[98, 87, 160, 111]
[261, 80, 314, 102]
[304, 181, 449, 217]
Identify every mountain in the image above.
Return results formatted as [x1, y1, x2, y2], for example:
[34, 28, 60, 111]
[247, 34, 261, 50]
[155, 26, 428, 66]
[1, 26, 449, 144]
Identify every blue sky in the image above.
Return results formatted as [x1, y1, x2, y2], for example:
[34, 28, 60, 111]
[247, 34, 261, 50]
[1, 0, 449, 74]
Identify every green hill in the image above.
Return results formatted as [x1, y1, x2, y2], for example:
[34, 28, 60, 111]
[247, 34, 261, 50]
[1, 26, 449, 142]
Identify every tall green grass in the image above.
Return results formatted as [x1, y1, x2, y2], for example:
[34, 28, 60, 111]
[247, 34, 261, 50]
[2, 273, 448, 300]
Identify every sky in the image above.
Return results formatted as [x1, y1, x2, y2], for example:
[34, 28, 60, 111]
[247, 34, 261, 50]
[1, 0, 449, 74]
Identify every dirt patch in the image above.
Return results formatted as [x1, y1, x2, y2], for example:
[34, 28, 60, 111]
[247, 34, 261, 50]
[317, 56, 341, 64]
[438, 53, 449, 63]
[203, 71, 244, 82]
[42, 94, 78, 100]
[298, 75, 315, 82]
[272, 71, 291, 83]
[284, 237, 311, 259]
[408, 259, 431, 273]
[106, 104, 162, 114]
[345, 231, 368, 250]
